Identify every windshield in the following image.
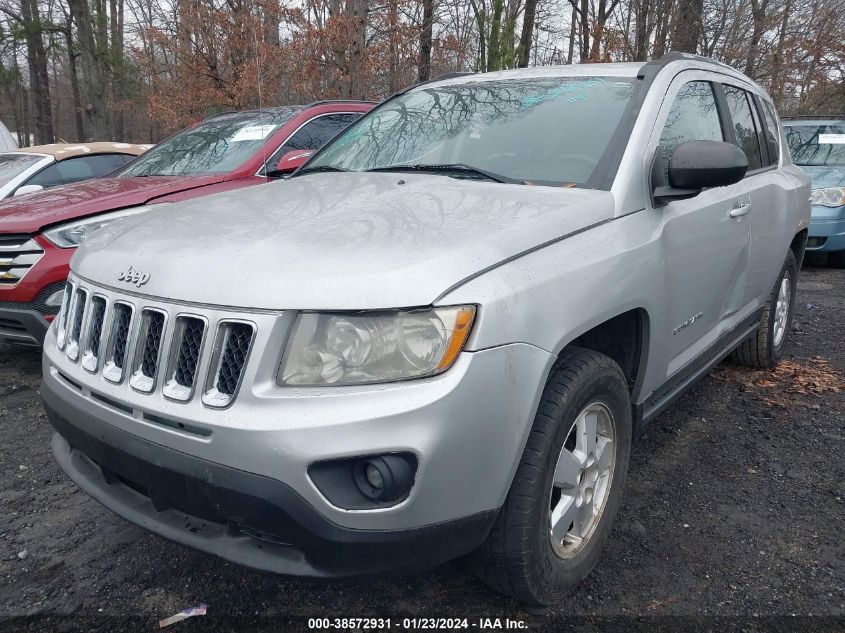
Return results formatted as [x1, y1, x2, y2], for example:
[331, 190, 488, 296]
[305, 77, 637, 187]
[120, 108, 301, 177]
[785, 123, 845, 166]
[0, 153, 44, 186]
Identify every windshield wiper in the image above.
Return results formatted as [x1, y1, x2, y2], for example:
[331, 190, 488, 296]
[365, 163, 522, 184]
[291, 165, 349, 177]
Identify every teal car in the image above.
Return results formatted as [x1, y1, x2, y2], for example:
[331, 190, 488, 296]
[783, 118, 845, 266]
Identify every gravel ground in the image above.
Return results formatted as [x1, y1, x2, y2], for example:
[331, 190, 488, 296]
[0, 265, 843, 633]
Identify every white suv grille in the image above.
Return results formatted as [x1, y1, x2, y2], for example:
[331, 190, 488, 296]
[56, 278, 256, 408]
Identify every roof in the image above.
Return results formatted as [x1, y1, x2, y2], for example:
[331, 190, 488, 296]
[12, 142, 151, 160]
[424, 63, 647, 89]
[419, 53, 752, 92]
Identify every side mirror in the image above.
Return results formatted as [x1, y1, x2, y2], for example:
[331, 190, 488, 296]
[268, 149, 315, 177]
[653, 140, 748, 204]
[14, 184, 44, 197]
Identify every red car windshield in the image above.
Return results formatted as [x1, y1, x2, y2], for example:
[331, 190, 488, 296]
[120, 108, 301, 177]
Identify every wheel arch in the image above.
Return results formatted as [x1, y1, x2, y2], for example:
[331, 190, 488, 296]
[553, 307, 651, 403]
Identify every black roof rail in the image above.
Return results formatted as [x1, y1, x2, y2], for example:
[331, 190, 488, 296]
[203, 100, 374, 120]
[305, 99, 378, 107]
[781, 114, 844, 120]
[637, 51, 733, 81]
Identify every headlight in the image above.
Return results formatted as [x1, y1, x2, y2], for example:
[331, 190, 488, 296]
[43, 206, 150, 248]
[279, 305, 476, 386]
[809, 187, 845, 207]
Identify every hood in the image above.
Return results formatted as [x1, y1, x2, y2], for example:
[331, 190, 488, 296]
[73, 172, 615, 310]
[0, 174, 225, 234]
[797, 165, 845, 189]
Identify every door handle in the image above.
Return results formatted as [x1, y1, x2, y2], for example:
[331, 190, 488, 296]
[729, 203, 752, 218]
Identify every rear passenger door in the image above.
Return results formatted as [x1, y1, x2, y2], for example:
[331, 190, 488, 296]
[650, 75, 756, 376]
[719, 85, 793, 308]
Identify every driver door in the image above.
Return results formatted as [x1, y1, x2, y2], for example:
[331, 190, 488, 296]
[651, 75, 753, 377]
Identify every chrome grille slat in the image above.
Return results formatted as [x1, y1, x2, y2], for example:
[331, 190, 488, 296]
[202, 322, 254, 408]
[163, 316, 206, 402]
[81, 296, 107, 372]
[56, 281, 74, 350]
[129, 309, 167, 393]
[65, 288, 88, 361]
[0, 237, 44, 285]
[103, 303, 133, 383]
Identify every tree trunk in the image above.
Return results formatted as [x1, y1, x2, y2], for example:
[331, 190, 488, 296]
[263, 0, 280, 46]
[744, 0, 769, 79]
[566, 4, 576, 64]
[65, 15, 86, 141]
[579, 0, 589, 62]
[633, 0, 651, 60]
[20, 0, 55, 144]
[518, 0, 538, 67]
[347, 0, 369, 99]
[487, 0, 505, 71]
[68, 0, 110, 139]
[669, 0, 702, 53]
[418, 0, 434, 81]
[771, 0, 792, 109]
[110, 0, 125, 140]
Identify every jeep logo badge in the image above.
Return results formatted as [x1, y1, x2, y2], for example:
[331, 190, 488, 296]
[117, 266, 150, 287]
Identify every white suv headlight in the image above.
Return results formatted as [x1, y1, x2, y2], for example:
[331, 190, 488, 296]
[43, 206, 151, 248]
[809, 187, 845, 208]
[279, 306, 476, 386]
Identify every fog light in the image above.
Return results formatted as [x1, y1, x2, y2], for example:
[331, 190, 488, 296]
[353, 455, 414, 503]
[45, 288, 65, 307]
[365, 463, 384, 490]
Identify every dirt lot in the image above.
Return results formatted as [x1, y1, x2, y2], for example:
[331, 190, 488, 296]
[1, 266, 843, 632]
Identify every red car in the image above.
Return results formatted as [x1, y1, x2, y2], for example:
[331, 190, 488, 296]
[0, 101, 372, 346]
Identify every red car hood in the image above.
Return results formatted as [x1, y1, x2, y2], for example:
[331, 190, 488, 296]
[0, 174, 225, 234]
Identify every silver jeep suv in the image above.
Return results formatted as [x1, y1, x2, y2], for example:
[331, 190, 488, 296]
[41, 53, 810, 606]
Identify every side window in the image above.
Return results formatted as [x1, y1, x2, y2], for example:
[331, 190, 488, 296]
[27, 154, 127, 188]
[760, 100, 781, 164]
[657, 81, 723, 183]
[83, 153, 133, 176]
[722, 86, 763, 171]
[279, 113, 363, 154]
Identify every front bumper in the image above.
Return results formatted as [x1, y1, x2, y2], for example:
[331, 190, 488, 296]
[45, 389, 496, 577]
[43, 319, 553, 575]
[807, 208, 845, 252]
[0, 281, 65, 345]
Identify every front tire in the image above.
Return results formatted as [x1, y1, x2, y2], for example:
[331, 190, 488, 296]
[731, 250, 797, 368]
[471, 348, 632, 606]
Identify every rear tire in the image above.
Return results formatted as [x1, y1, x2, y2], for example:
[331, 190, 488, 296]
[731, 250, 797, 368]
[470, 347, 631, 606]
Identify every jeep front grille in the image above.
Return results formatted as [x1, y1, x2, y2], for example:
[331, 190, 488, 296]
[0, 236, 44, 285]
[55, 278, 257, 407]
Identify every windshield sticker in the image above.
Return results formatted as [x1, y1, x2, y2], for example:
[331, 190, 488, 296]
[521, 78, 606, 109]
[229, 124, 275, 142]
[819, 133, 845, 145]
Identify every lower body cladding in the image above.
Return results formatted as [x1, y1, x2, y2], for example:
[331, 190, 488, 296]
[41, 338, 554, 577]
